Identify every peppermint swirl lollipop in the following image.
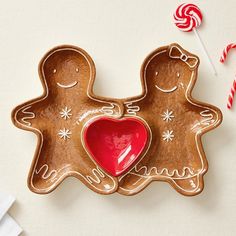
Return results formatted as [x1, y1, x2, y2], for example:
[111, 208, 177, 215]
[173, 3, 216, 75]
[174, 3, 202, 32]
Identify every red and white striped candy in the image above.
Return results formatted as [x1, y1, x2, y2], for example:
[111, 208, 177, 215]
[220, 43, 236, 63]
[227, 79, 236, 109]
[174, 3, 203, 32]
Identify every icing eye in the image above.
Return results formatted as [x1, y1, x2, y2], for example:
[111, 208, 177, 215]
[155, 71, 159, 76]
[75, 68, 79, 73]
[177, 72, 180, 78]
[53, 69, 57, 74]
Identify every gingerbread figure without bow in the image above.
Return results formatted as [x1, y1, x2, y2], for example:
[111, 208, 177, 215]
[12, 45, 125, 194]
[118, 43, 222, 196]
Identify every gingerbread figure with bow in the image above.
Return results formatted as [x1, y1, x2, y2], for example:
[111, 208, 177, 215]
[118, 43, 222, 196]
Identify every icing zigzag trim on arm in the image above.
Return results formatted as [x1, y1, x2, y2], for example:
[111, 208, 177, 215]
[21, 106, 36, 126]
[191, 109, 215, 130]
[35, 164, 57, 180]
[101, 103, 115, 115]
[125, 102, 140, 115]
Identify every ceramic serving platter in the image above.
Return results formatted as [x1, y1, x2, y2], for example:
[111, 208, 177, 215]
[12, 43, 222, 196]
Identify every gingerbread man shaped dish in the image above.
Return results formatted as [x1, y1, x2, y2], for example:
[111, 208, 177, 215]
[12, 45, 127, 194]
[118, 43, 222, 196]
[12, 43, 222, 196]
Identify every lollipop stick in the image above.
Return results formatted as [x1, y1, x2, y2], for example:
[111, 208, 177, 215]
[193, 28, 217, 76]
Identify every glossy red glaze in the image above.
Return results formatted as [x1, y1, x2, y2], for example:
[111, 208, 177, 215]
[83, 117, 149, 176]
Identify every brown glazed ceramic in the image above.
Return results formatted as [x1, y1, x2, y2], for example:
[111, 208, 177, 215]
[12, 43, 222, 196]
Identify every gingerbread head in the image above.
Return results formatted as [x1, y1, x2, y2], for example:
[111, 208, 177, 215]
[39, 46, 94, 97]
[143, 44, 199, 99]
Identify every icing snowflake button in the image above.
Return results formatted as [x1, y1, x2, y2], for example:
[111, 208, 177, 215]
[12, 43, 222, 197]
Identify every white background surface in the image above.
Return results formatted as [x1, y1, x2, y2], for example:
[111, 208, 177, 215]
[0, 0, 236, 235]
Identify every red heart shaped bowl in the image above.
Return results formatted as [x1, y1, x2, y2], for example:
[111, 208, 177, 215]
[82, 117, 150, 177]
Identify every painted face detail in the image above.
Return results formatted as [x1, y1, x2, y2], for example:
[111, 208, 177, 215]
[155, 71, 180, 93]
[144, 45, 199, 96]
[57, 81, 78, 89]
[42, 49, 90, 92]
[55, 67, 79, 89]
[155, 85, 178, 93]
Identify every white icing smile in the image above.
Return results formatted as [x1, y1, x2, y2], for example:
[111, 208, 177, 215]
[155, 85, 178, 93]
[57, 81, 78, 89]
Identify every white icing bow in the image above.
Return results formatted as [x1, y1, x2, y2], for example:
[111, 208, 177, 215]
[169, 46, 198, 69]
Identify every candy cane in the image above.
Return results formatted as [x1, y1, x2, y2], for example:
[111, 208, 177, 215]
[227, 78, 236, 109]
[220, 43, 236, 109]
[220, 43, 236, 63]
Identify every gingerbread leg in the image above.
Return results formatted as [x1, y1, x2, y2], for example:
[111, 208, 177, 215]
[27, 138, 69, 193]
[118, 172, 152, 196]
[170, 174, 204, 196]
[77, 166, 118, 194]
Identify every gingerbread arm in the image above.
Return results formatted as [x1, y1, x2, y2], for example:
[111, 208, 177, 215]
[12, 99, 42, 130]
[124, 101, 140, 115]
[95, 99, 125, 117]
[100, 102, 120, 116]
[190, 102, 222, 132]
